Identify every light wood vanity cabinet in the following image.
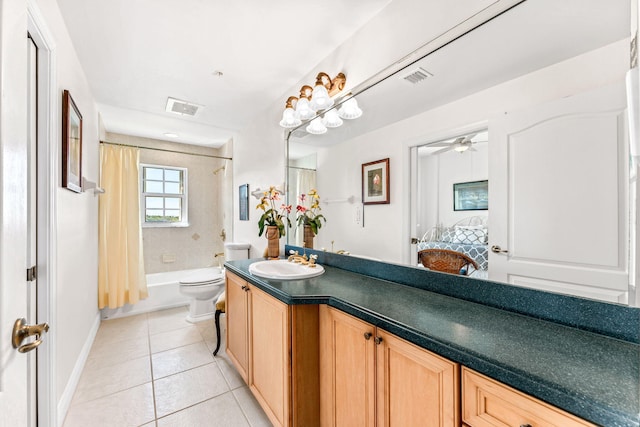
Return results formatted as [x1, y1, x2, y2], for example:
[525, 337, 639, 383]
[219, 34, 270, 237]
[319, 305, 460, 427]
[225, 272, 250, 382]
[462, 368, 596, 427]
[227, 271, 599, 427]
[225, 272, 319, 427]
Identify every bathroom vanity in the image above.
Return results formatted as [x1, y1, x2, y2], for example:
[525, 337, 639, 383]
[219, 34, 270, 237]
[224, 251, 639, 427]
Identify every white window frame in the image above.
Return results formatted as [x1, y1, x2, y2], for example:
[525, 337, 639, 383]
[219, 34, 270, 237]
[140, 163, 189, 228]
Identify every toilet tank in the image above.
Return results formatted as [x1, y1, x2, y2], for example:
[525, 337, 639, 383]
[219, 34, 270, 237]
[224, 242, 251, 261]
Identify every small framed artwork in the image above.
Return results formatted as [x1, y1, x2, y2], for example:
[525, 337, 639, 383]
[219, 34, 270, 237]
[239, 183, 249, 220]
[362, 158, 390, 205]
[453, 180, 488, 211]
[62, 90, 83, 193]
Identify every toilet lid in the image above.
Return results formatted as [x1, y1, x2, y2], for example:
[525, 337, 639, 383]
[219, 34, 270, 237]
[179, 268, 224, 285]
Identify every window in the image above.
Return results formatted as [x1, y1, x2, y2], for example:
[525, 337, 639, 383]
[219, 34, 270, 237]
[140, 164, 188, 227]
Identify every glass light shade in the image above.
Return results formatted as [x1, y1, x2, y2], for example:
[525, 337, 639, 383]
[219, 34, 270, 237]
[279, 107, 302, 128]
[323, 109, 343, 128]
[454, 144, 469, 152]
[309, 84, 334, 111]
[337, 97, 363, 120]
[306, 117, 327, 135]
[296, 97, 316, 120]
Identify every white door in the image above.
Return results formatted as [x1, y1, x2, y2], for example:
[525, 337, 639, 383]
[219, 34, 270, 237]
[489, 82, 629, 303]
[0, 33, 49, 427]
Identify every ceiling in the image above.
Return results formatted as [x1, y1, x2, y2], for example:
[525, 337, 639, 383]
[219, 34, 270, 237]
[55, 0, 631, 150]
[290, 0, 631, 152]
[54, 0, 392, 147]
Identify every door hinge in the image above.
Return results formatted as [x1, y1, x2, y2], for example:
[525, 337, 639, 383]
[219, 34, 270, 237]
[26, 266, 37, 282]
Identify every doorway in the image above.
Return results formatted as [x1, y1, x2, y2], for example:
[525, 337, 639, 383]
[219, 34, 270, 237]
[413, 130, 489, 278]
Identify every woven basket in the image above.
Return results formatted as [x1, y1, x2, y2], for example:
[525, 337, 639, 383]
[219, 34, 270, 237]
[418, 249, 479, 275]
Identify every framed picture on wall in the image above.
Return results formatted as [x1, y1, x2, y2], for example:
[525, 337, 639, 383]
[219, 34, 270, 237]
[239, 183, 249, 220]
[453, 180, 488, 211]
[362, 158, 390, 205]
[62, 90, 83, 193]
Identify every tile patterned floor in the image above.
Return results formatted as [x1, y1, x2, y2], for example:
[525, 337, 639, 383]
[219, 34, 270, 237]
[63, 306, 272, 427]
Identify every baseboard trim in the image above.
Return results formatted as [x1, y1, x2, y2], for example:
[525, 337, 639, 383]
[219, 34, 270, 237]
[57, 312, 100, 427]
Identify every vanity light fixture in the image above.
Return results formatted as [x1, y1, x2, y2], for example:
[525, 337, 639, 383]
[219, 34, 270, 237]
[337, 97, 363, 120]
[279, 71, 359, 133]
[306, 117, 328, 135]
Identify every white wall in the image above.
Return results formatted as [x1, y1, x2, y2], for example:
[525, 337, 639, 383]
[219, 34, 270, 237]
[312, 39, 628, 264]
[418, 143, 489, 237]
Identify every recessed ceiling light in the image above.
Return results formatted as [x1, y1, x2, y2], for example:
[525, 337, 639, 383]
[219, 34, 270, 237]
[164, 132, 179, 138]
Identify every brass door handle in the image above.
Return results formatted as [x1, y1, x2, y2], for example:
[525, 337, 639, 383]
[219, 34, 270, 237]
[12, 318, 49, 353]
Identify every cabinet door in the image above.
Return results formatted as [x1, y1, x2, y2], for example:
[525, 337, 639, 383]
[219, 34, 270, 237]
[249, 285, 291, 427]
[376, 330, 460, 427]
[225, 272, 249, 383]
[320, 306, 376, 427]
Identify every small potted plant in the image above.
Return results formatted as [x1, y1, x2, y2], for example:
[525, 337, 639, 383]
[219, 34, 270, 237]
[296, 189, 326, 249]
[257, 186, 291, 258]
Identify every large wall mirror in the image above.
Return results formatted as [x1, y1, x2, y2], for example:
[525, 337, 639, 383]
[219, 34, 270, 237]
[287, 0, 637, 306]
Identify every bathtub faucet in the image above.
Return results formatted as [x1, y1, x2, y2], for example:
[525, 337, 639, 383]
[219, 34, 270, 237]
[214, 252, 225, 268]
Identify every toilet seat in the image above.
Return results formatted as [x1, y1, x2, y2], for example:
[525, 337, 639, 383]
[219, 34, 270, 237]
[179, 268, 224, 286]
[180, 277, 224, 286]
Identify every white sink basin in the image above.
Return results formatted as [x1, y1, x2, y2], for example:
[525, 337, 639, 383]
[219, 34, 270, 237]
[249, 259, 325, 280]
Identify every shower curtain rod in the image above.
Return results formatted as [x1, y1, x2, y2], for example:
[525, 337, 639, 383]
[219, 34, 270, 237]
[100, 141, 233, 160]
[288, 165, 316, 171]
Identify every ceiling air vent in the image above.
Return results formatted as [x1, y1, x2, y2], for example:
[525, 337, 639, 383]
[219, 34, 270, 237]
[400, 67, 433, 84]
[165, 97, 202, 116]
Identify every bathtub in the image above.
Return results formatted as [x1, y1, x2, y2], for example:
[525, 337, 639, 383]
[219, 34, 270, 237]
[100, 268, 202, 320]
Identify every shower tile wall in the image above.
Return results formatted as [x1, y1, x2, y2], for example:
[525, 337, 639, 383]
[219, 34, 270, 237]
[105, 133, 233, 273]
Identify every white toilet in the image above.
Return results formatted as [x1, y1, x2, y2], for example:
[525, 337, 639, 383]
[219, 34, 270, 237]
[179, 242, 250, 323]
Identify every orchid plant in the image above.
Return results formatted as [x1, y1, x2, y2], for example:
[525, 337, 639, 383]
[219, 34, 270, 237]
[257, 186, 292, 238]
[296, 189, 326, 235]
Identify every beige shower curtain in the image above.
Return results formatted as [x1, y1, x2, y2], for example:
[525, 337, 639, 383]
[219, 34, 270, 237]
[98, 144, 148, 309]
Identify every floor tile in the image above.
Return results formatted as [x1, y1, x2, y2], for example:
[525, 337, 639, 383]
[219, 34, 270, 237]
[64, 307, 270, 426]
[156, 391, 250, 427]
[215, 355, 245, 390]
[86, 335, 150, 370]
[148, 307, 191, 335]
[234, 387, 273, 427]
[63, 383, 155, 427]
[94, 314, 149, 346]
[151, 341, 214, 379]
[72, 355, 152, 404]
[154, 362, 230, 418]
[149, 325, 203, 354]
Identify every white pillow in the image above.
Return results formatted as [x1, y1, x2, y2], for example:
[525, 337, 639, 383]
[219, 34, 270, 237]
[452, 226, 487, 245]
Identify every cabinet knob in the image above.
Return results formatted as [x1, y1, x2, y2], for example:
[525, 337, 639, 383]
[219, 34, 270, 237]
[520, 424, 533, 427]
[374, 336, 383, 345]
[241, 285, 247, 290]
[364, 332, 373, 340]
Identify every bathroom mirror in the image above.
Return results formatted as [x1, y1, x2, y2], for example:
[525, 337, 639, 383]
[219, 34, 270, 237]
[287, 0, 637, 305]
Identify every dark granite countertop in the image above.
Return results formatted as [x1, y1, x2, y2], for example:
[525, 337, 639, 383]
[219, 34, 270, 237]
[225, 258, 639, 427]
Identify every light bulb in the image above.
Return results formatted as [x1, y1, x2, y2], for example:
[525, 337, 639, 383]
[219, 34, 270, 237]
[306, 117, 327, 135]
